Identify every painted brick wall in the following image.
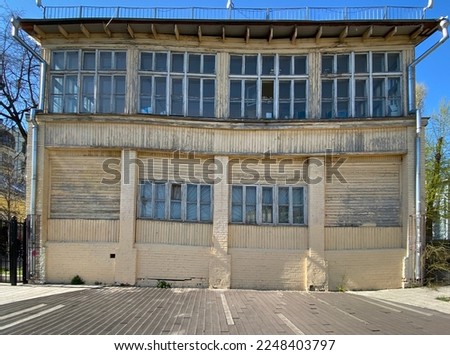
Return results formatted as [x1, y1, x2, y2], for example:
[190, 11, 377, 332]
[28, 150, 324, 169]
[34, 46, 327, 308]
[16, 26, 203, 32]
[326, 249, 405, 290]
[136, 244, 210, 288]
[45, 242, 117, 284]
[230, 248, 308, 290]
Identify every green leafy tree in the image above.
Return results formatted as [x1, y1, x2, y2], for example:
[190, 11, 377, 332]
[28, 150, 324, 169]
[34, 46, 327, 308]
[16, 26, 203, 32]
[425, 99, 450, 243]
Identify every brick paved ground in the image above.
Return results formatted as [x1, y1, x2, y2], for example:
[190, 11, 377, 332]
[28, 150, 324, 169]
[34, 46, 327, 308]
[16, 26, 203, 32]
[1, 287, 450, 335]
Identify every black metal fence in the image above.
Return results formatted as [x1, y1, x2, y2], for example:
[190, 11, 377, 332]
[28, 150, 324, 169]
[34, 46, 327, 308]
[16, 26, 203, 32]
[0, 217, 29, 285]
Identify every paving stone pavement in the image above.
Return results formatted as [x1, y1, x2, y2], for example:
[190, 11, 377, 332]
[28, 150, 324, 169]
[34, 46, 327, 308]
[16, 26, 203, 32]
[0, 284, 450, 335]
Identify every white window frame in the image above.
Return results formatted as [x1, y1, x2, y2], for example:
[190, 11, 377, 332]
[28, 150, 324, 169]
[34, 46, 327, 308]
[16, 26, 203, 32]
[138, 181, 213, 223]
[230, 185, 306, 226]
[49, 50, 127, 114]
[320, 51, 402, 118]
[229, 54, 308, 120]
[138, 51, 216, 118]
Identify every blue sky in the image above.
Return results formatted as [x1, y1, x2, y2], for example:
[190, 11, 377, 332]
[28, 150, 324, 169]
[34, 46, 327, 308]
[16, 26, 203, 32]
[6, 0, 450, 116]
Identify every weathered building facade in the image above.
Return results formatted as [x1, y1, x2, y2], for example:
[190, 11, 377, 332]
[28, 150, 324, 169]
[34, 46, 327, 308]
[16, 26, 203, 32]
[16, 5, 446, 290]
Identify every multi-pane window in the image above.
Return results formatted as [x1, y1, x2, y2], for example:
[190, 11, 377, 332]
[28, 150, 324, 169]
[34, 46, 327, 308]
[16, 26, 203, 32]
[50, 50, 127, 114]
[139, 181, 212, 222]
[321, 52, 402, 118]
[231, 185, 305, 225]
[229, 54, 308, 119]
[139, 52, 216, 118]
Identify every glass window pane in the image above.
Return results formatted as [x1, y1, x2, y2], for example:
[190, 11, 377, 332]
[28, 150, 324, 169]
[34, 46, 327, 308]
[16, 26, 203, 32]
[231, 186, 243, 223]
[262, 81, 274, 119]
[81, 75, 95, 113]
[262, 187, 273, 223]
[230, 81, 242, 118]
[372, 53, 385, 72]
[200, 185, 211, 202]
[203, 55, 215, 74]
[64, 98, 76, 114]
[141, 52, 153, 71]
[355, 79, 368, 117]
[155, 183, 166, 219]
[322, 56, 333, 74]
[171, 53, 184, 73]
[354, 54, 367, 73]
[99, 76, 112, 94]
[262, 56, 275, 75]
[115, 52, 126, 70]
[171, 184, 182, 200]
[279, 186, 289, 224]
[187, 184, 197, 202]
[244, 80, 257, 118]
[82, 52, 96, 70]
[66, 75, 78, 94]
[171, 78, 183, 116]
[294, 56, 307, 75]
[279, 81, 291, 99]
[336, 55, 349, 73]
[155, 77, 167, 115]
[52, 52, 65, 70]
[387, 78, 401, 117]
[155, 53, 167, 72]
[245, 186, 257, 224]
[187, 203, 197, 221]
[292, 187, 304, 224]
[114, 76, 126, 95]
[171, 201, 181, 219]
[322, 80, 333, 99]
[189, 54, 201, 73]
[245, 56, 257, 75]
[232, 205, 243, 223]
[188, 78, 201, 116]
[294, 81, 306, 99]
[203, 80, 215, 99]
[140, 77, 152, 94]
[388, 53, 400, 72]
[156, 183, 166, 199]
[140, 183, 152, 218]
[99, 52, 112, 70]
[279, 56, 291, 75]
[230, 55, 242, 75]
[51, 76, 64, 95]
[200, 204, 211, 221]
[67, 52, 79, 70]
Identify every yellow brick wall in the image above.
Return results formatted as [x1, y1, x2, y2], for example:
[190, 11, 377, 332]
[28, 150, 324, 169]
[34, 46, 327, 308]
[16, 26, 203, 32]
[326, 249, 405, 290]
[45, 242, 117, 284]
[230, 248, 308, 290]
[136, 244, 210, 288]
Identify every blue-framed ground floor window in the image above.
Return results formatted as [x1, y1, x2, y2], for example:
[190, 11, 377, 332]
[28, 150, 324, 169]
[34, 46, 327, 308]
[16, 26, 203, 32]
[231, 185, 306, 225]
[139, 181, 212, 222]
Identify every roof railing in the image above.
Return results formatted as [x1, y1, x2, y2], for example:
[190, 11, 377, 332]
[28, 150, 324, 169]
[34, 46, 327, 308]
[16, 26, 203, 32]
[40, 6, 428, 21]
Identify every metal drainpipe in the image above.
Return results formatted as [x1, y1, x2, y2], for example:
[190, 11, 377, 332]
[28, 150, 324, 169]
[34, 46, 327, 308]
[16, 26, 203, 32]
[11, 17, 48, 280]
[408, 17, 449, 283]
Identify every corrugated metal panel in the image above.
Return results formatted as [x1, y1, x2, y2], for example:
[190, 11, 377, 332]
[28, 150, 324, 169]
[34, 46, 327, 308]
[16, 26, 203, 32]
[136, 220, 212, 246]
[47, 219, 119, 242]
[324, 227, 402, 250]
[49, 152, 121, 219]
[229, 225, 308, 250]
[45, 122, 408, 155]
[325, 156, 401, 227]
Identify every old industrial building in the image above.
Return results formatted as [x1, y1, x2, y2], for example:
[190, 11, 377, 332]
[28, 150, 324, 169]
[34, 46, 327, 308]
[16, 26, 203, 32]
[14, 4, 448, 290]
